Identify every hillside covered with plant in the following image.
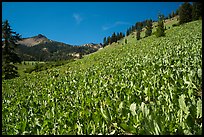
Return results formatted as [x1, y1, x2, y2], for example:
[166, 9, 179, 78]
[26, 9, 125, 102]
[2, 2, 202, 135]
[2, 19, 202, 135]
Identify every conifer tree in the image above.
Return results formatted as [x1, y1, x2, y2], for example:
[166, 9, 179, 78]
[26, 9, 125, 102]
[136, 31, 140, 40]
[179, 2, 192, 24]
[136, 22, 143, 40]
[116, 32, 120, 41]
[2, 20, 22, 79]
[145, 19, 153, 37]
[131, 25, 135, 32]
[111, 32, 117, 43]
[175, 8, 179, 16]
[155, 13, 165, 37]
[171, 11, 175, 18]
[107, 36, 111, 45]
[126, 28, 131, 36]
[119, 32, 123, 40]
[192, 2, 202, 21]
[168, 13, 172, 19]
[103, 37, 107, 47]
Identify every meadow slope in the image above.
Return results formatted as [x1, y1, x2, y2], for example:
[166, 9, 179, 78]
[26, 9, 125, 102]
[2, 20, 202, 135]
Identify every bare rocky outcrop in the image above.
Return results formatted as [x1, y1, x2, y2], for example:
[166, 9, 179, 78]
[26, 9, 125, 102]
[17, 34, 50, 47]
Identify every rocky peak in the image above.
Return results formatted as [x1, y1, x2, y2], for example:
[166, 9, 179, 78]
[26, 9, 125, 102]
[33, 34, 47, 39]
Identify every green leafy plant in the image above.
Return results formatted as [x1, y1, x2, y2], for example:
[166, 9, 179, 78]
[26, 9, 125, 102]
[2, 20, 202, 135]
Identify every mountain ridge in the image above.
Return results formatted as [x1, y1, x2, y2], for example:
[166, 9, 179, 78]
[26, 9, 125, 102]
[15, 34, 102, 61]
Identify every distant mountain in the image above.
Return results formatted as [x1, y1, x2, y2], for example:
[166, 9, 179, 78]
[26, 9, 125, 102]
[17, 34, 50, 47]
[15, 34, 102, 61]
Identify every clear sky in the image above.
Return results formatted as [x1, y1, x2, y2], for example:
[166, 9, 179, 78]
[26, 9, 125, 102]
[2, 2, 183, 46]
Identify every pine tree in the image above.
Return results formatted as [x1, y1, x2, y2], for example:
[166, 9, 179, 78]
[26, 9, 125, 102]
[2, 20, 22, 79]
[122, 33, 125, 38]
[179, 2, 192, 24]
[171, 11, 175, 18]
[145, 19, 153, 37]
[103, 37, 107, 47]
[126, 29, 129, 36]
[107, 36, 111, 45]
[116, 32, 120, 41]
[111, 32, 117, 43]
[126, 27, 131, 36]
[119, 32, 123, 40]
[168, 13, 172, 19]
[131, 25, 135, 32]
[136, 22, 143, 40]
[192, 2, 202, 21]
[136, 31, 140, 40]
[175, 8, 179, 16]
[155, 13, 165, 37]
[141, 20, 146, 28]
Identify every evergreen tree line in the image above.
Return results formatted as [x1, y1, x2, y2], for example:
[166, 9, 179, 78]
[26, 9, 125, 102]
[102, 19, 153, 47]
[103, 32, 125, 47]
[127, 19, 153, 37]
[102, 2, 202, 45]
[167, 8, 179, 20]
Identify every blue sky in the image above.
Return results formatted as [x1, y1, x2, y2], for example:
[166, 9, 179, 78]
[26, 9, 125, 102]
[2, 2, 183, 45]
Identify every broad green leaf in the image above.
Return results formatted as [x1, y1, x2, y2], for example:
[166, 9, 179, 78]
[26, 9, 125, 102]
[197, 68, 201, 78]
[100, 105, 108, 121]
[119, 102, 123, 111]
[178, 95, 189, 115]
[130, 103, 137, 116]
[154, 120, 160, 135]
[197, 99, 202, 118]
[21, 120, 27, 133]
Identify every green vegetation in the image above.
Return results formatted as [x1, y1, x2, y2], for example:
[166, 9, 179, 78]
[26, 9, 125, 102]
[155, 14, 165, 37]
[24, 60, 75, 74]
[15, 60, 75, 76]
[2, 20, 202, 135]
